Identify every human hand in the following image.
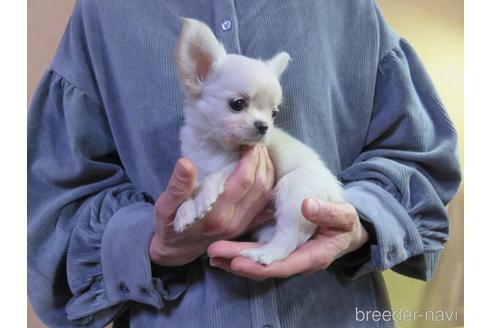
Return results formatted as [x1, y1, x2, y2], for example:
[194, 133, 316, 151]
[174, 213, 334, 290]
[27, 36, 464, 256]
[150, 145, 275, 267]
[207, 199, 369, 280]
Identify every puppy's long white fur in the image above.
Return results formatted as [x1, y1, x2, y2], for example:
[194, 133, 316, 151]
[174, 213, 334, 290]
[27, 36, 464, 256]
[241, 128, 343, 264]
[173, 18, 343, 265]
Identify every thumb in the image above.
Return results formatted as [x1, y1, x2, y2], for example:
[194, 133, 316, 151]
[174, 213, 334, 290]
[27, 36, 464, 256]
[302, 198, 358, 231]
[155, 158, 195, 222]
[301, 198, 325, 222]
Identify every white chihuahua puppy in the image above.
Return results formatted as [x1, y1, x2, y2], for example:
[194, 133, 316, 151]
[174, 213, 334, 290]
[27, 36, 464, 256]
[173, 18, 343, 265]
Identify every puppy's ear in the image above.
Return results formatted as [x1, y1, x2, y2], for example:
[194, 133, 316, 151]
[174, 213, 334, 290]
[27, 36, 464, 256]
[265, 52, 291, 78]
[176, 18, 227, 96]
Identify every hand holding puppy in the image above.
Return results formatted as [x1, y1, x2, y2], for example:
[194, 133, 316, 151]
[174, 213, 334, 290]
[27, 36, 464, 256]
[207, 200, 369, 280]
[172, 18, 345, 264]
[150, 145, 275, 267]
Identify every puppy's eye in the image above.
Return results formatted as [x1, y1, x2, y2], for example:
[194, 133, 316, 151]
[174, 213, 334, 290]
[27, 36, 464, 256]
[229, 98, 247, 112]
[272, 108, 279, 119]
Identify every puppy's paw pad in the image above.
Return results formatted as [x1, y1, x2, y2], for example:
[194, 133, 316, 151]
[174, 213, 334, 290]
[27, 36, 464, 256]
[173, 200, 198, 233]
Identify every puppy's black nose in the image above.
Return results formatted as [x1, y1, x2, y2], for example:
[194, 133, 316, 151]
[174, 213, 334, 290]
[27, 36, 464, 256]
[255, 121, 269, 135]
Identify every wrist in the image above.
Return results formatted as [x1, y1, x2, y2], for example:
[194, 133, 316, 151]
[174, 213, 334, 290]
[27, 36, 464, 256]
[348, 221, 370, 253]
[149, 235, 179, 266]
[149, 236, 167, 265]
[149, 235, 199, 267]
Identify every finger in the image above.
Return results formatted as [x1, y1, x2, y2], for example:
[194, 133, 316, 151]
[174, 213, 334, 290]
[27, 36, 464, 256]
[302, 199, 358, 231]
[223, 146, 260, 203]
[210, 257, 267, 281]
[203, 198, 272, 240]
[195, 199, 236, 237]
[230, 239, 337, 279]
[207, 240, 263, 259]
[195, 149, 262, 237]
[255, 146, 271, 196]
[209, 257, 231, 269]
[263, 146, 275, 184]
[155, 158, 196, 222]
[300, 269, 317, 276]
[209, 257, 264, 280]
[226, 146, 271, 233]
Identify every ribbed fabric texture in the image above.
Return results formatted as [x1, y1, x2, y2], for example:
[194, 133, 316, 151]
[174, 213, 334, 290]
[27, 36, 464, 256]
[27, 1, 461, 327]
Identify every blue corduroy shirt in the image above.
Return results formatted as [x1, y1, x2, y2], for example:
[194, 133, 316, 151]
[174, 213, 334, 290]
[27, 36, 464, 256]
[27, 1, 461, 327]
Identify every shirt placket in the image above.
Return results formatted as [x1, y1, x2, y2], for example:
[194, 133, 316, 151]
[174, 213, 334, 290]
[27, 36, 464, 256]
[247, 279, 282, 328]
[210, 0, 242, 54]
[210, 2, 281, 327]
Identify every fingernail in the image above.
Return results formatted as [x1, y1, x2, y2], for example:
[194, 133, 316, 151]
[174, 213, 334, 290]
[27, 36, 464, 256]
[209, 258, 218, 267]
[176, 159, 191, 179]
[306, 198, 320, 217]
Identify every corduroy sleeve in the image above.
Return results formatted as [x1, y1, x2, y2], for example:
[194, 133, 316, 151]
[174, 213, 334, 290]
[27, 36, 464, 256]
[27, 70, 189, 327]
[337, 34, 461, 281]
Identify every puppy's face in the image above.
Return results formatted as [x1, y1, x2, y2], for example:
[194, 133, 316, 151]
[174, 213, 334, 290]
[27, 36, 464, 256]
[197, 55, 284, 146]
[176, 18, 290, 149]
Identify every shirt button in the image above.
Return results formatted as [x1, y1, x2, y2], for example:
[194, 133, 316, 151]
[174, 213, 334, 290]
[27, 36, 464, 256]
[221, 19, 232, 31]
[387, 246, 396, 260]
[262, 325, 273, 328]
[118, 282, 129, 293]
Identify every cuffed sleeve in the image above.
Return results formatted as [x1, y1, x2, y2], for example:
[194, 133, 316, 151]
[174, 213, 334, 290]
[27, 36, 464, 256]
[101, 202, 189, 306]
[100, 203, 161, 308]
[337, 38, 461, 281]
[65, 194, 153, 324]
[65, 197, 190, 326]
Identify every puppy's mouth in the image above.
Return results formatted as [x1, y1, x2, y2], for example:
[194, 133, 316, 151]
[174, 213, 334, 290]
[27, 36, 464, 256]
[225, 126, 267, 147]
[239, 133, 266, 145]
[236, 128, 266, 145]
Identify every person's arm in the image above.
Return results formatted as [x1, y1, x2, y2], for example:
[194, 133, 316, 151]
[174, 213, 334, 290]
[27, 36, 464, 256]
[337, 5, 461, 280]
[28, 69, 167, 327]
[27, 4, 275, 327]
[29, 52, 276, 328]
[28, 69, 274, 326]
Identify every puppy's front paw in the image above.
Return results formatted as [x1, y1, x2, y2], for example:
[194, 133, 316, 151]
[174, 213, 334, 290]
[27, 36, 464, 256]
[194, 185, 223, 219]
[173, 199, 198, 233]
[240, 243, 292, 266]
